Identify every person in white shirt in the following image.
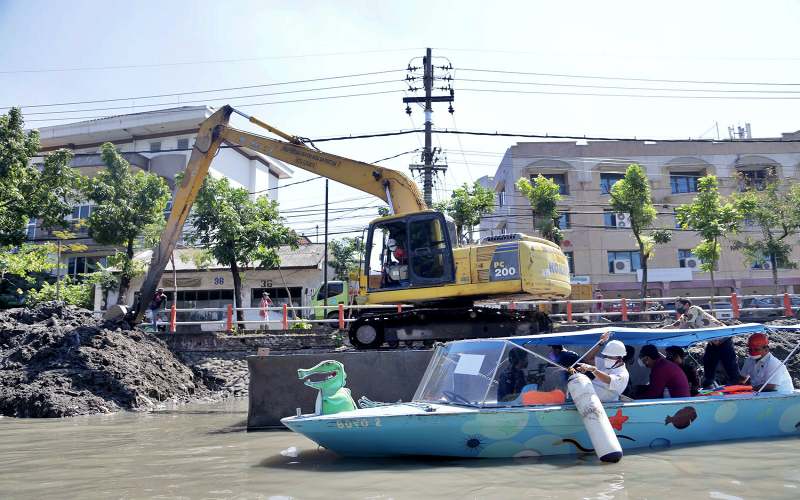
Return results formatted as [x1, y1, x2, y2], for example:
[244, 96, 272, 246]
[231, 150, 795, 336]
[741, 332, 794, 394]
[576, 331, 630, 402]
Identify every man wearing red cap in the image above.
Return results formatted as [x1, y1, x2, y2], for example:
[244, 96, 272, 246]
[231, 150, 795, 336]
[741, 333, 794, 394]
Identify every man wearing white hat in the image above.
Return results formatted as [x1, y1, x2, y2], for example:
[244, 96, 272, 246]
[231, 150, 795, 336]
[576, 331, 630, 402]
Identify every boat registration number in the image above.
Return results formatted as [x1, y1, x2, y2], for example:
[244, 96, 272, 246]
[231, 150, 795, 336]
[334, 418, 382, 429]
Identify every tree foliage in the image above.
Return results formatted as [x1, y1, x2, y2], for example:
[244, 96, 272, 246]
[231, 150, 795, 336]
[433, 182, 495, 243]
[609, 164, 672, 298]
[516, 175, 562, 243]
[732, 179, 800, 294]
[676, 175, 742, 296]
[0, 243, 56, 284]
[186, 176, 299, 324]
[27, 276, 93, 309]
[0, 108, 81, 245]
[329, 237, 364, 280]
[83, 143, 170, 304]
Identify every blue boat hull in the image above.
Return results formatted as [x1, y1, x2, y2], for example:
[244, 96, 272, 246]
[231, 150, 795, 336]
[282, 392, 800, 458]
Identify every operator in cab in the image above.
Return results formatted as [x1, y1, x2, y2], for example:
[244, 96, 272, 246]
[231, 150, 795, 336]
[576, 331, 630, 402]
[741, 333, 794, 394]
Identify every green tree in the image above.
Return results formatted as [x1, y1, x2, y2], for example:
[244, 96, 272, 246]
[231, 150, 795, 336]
[0, 108, 81, 245]
[0, 243, 56, 285]
[186, 176, 299, 324]
[433, 182, 495, 244]
[609, 164, 672, 299]
[83, 142, 170, 304]
[732, 179, 800, 295]
[676, 176, 742, 298]
[516, 175, 562, 243]
[27, 276, 93, 309]
[329, 237, 364, 280]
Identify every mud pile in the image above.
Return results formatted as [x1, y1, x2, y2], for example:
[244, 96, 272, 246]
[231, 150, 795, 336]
[0, 303, 208, 417]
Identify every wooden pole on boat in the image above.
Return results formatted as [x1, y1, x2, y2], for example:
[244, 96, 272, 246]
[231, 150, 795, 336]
[756, 338, 800, 394]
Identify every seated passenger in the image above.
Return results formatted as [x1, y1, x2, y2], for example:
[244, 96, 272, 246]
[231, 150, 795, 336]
[497, 348, 528, 402]
[666, 346, 700, 396]
[637, 344, 690, 399]
[741, 333, 794, 394]
[575, 331, 630, 402]
[549, 344, 579, 367]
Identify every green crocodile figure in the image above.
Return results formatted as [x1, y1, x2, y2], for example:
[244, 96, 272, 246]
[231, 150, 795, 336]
[298, 360, 356, 415]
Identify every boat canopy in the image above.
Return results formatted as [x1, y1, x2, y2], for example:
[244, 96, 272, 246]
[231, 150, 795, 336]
[501, 323, 765, 348]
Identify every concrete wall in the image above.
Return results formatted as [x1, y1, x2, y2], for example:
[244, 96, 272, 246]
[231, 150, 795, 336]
[247, 350, 434, 429]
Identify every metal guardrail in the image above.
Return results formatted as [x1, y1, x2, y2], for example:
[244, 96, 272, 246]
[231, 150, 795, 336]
[141, 292, 798, 333]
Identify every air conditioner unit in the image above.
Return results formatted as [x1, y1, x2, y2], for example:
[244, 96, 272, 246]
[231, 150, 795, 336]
[612, 259, 633, 274]
[762, 261, 773, 270]
[684, 257, 701, 270]
[615, 213, 631, 228]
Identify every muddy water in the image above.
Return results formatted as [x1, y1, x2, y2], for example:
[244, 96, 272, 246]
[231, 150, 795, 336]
[2, 399, 800, 499]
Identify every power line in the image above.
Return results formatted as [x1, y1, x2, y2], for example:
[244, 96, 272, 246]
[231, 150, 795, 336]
[457, 67, 800, 87]
[0, 49, 421, 75]
[458, 87, 800, 100]
[455, 77, 800, 94]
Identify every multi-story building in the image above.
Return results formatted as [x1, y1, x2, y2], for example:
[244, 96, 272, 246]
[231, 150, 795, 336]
[28, 106, 297, 309]
[479, 133, 800, 299]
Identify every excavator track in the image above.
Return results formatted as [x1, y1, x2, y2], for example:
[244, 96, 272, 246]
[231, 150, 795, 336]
[348, 307, 552, 349]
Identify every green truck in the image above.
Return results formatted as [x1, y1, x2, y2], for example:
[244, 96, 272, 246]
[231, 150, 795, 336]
[310, 280, 351, 320]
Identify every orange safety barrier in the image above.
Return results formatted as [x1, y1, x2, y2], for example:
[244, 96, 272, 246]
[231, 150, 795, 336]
[784, 293, 793, 317]
[566, 301, 573, 322]
[169, 304, 177, 333]
[522, 389, 566, 406]
[731, 292, 740, 319]
[226, 304, 233, 332]
[338, 303, 345, 330]
[621, 298, 628, 321]
[282, 304, 289, 330]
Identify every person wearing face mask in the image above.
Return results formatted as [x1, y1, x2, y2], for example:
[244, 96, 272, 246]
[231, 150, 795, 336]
[497, 347, 529, 401]
[575, 331, 630, 402]
[666, 346, 700, 396]
[741, 333, 794, 394]
[665, 297, 739, 388]
[636, 344, 690, 399]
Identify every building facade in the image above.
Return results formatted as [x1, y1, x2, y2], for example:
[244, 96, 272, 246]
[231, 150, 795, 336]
[479, 133, 800, 298]
[28, 106, 293, 286]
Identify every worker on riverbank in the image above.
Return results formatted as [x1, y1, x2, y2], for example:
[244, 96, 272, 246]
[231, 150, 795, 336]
[148, 288, 167, 331]
[636, 344, 690, 398]
[259, 292, 273, 331]
[576, 331, 630, 402]
[664, 297, 741, 388]
[741, 333, 794, 394]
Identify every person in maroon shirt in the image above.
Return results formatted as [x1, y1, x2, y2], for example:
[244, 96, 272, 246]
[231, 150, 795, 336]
[637, 344, 690, 399]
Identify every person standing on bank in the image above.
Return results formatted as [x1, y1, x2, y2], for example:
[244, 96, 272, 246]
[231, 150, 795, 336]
[259, 292, 273, 330]
[149, 288, 168, 331]
[576, 331, 630, 402]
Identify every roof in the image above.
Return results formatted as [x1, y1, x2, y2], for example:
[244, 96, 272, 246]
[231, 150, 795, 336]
[499, 323, 766, 348]
[128, 244, 324, 272]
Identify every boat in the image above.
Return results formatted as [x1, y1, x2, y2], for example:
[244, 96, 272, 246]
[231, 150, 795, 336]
[281, 323, 800, 459]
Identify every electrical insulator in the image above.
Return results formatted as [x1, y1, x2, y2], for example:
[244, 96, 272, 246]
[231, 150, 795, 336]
[405, 105, 412, 115]
[448, 104, 454, 114]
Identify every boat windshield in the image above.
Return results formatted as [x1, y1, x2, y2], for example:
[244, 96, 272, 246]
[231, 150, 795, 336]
[413, 340, 536, 407]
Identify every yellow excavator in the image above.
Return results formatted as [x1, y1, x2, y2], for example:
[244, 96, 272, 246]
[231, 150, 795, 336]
[134, 105, 571, 348]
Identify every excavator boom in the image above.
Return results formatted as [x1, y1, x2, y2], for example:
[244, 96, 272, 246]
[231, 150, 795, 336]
[133, 105, 425, 321]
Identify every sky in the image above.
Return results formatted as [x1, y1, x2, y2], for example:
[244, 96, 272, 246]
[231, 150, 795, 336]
[2, 0, 800, 240]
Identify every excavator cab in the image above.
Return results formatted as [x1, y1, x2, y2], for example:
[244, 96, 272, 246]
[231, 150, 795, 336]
[366, 211, 456, 291]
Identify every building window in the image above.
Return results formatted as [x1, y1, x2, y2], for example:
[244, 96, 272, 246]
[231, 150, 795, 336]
[600, 173, 624, 195]
[26, 218, 36, 240]
[149, 141, 162, 152]
[738, 169, 771, 191]
[670, 172, 702, 194]
[678, 249, 696, 268]
[497, 189, 505, 207]
[532, 173, 569, 195]
[607, 250, 641, 273]
[66, 256, 107, 278]
[564, 251, 574, 274]
[556, 212, 571, 229]
[70, 204, 93, 220]
[177, 138, 189, 150]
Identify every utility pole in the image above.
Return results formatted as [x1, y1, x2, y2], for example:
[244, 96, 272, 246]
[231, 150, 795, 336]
[323, 179, 329, 302]
[404, 47, 454, 207]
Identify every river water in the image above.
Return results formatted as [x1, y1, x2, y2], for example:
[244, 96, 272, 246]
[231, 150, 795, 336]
[2, 399, 800, 499]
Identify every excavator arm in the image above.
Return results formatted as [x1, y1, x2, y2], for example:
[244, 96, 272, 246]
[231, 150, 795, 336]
[133, 105, 426, 322]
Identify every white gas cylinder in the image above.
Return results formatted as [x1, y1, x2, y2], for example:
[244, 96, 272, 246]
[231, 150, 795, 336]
[567, 373, 623, 463]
